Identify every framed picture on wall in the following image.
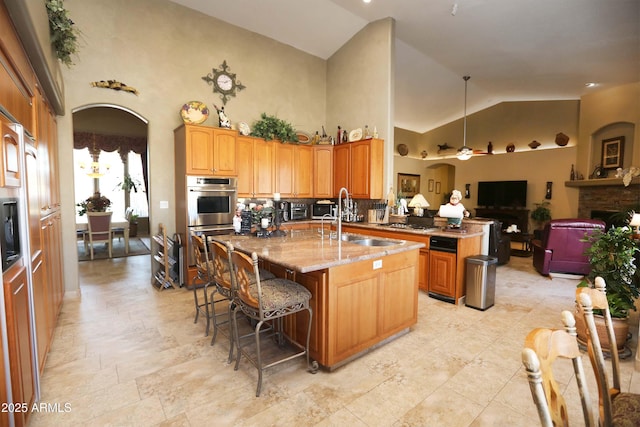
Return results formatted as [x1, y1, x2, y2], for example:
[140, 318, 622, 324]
[398, 173, 420, 197]
[428, 179, 434, 192]
[435, 182, 441, 194]
[601, 136, 625, 169]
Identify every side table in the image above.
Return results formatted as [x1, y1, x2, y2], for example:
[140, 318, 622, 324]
[505, 232, 532, 257]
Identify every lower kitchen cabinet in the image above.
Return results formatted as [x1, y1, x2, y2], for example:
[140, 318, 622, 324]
[3, 261, 35, 427]
[428, 250, 456, 299]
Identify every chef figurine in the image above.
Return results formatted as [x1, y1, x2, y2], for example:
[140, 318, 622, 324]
[443, 190, 470, 217]
[438, 190, 469, 228]
[233, 203, 245, 233]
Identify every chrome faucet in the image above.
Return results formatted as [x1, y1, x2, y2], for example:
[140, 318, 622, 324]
[338, 187, 350, 242]
[320, 213, 333, 239]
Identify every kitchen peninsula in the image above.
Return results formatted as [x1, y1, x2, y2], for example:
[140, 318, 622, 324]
[212, 229, 424, 370]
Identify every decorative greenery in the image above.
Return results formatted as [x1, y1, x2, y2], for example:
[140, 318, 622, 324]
[115, 175, 141, 193]
[250, 113, 298, 143]
[250, 204, 274, 224]
[46, 0, 80, 66]
[77, 192, 111, 216]
[531, 200, 552, 224]
[579, 226, 640, 318]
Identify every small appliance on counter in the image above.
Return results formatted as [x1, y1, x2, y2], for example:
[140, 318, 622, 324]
[278, 201, 291, 222]
[290, 202, 309, 220]
[311, 200, 336, 219]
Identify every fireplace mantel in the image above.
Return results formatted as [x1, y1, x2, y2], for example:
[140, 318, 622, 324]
[565, 177, 640, 187]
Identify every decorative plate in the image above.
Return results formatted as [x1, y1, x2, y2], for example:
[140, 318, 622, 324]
[349, 128, 363, 142]
[397, 144, 409, 156]
[296, 131, 311, 144]
[238, 122, 251, 136]
[180, 101, 209, 124]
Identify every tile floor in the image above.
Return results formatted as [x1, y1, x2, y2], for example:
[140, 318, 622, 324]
[30, 254, 640, 426]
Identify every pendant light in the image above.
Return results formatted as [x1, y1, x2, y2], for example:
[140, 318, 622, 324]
[456, 75, 473, 160]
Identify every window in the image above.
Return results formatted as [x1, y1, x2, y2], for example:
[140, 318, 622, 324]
[74, 148, 148, 218]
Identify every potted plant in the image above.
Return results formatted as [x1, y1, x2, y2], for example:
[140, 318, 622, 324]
[250, 113, 299, 143]
[128, 213, 139, 237]
[531, 200, 551, 239]
[576, 226, 640, 353]
[116, 174, 141, 193]
[76, 192, 111, 216]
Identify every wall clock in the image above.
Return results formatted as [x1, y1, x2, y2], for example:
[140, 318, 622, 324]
[202, 60, 246, 105]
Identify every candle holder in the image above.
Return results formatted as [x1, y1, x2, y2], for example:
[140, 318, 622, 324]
[271, 203, 287, 237]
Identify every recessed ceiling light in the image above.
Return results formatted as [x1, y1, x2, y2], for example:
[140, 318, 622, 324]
[585, 82, 598, 88]
[363, 0, 372, 3]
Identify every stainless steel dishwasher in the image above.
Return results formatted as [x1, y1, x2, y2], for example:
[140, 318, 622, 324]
[428, 236, 458, 303]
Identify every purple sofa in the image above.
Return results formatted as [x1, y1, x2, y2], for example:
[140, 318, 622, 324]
[532, 219, 606, 276]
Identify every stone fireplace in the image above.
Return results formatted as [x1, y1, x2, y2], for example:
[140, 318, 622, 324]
[576, 181, 640, 226]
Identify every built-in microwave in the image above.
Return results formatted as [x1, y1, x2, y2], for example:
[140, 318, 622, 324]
[311, 202, 336, 220]
[0, 198, 21, 271]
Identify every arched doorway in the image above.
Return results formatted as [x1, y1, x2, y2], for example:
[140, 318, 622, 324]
[72, 104, 149, 260]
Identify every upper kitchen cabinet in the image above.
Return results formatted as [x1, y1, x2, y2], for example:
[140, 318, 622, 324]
[237, 136, 275, 198]
[275, 144, 313, 198]
[313, 145, 333, 198]
[35, 86, 60, 215]
[0, 2, 35, 135]
[333, 138, 384, 199]
[174, 124, 237, 176]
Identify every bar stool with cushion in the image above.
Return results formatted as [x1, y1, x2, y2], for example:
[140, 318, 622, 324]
[190, 233, 217, 338]
[576, 277, 640, 426]
[228, 247, 318, 396]
[522, 310, 595, 427]
[209, 240, 276, 358]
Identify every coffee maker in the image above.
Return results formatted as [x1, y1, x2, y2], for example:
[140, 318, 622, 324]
[278, 201, 290, 222]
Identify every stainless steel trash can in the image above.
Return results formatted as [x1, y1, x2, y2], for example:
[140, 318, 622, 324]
[465, 255, 498, 310]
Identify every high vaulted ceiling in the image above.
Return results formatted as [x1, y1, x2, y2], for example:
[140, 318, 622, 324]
[169, 0, 640, 134]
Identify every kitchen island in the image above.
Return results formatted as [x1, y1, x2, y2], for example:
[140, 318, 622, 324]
[211, 229, 424, 370]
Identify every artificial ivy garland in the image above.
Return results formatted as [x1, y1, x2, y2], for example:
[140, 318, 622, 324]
[45, 0, 80, 66]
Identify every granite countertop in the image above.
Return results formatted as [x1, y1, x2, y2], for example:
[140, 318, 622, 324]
[210, 229, 424, 273]
[336, 221, 485, 239]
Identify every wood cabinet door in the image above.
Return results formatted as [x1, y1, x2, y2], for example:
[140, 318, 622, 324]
[185, 126, 214, 175]
[236, 136, 254, 197]
[333, 144, 350, 195]
[1, 117, 20, 187]
[253, 140, 275, 198]
[350, 141, 370, 198]
[418, 248, 429, 292]
[313, 146, 333, 198]
[212, 128, 237, 176]
[429, 251, 456, 298]
[31, 253, 50, 373]
[294, 145, 313, 197]
[275, 143, 295, 197]
[3, 263, 34, 426]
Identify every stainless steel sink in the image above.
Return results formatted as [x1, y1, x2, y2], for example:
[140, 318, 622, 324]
[340, 234, 364, 241]
[351, 238, 401, 247]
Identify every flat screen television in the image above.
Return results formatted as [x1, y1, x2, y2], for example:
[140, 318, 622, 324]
[477, 180, 527, 208]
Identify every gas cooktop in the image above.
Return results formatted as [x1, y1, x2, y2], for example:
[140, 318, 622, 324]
[379, 223, 435, 231]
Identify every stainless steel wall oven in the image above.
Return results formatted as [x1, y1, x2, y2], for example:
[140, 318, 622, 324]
[186, 176, 237, 228]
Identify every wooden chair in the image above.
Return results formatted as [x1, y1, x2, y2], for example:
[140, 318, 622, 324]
[86, 212, 113, 260]
[522, 310, 594, 427]
[576, 277, 640, 426]
[228, 247, 318, 396]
